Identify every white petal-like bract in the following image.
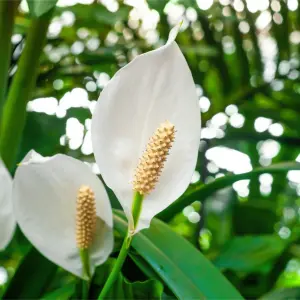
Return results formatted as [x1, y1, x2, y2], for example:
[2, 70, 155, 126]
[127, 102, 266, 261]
[13, 150, 113, 279]
[92, 27, 201, 232]
[0, 159, 15, 250]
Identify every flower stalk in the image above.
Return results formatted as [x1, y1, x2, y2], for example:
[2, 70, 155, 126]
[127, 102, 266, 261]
[80, 249, 91, 299]
[98, 234, 131, 300]
[98, 192, 144, 299]
[79, 249, 91, 280]
[131, 191, 144, 229]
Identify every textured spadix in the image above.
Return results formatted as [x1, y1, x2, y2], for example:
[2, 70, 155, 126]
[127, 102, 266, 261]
[76, 185, 97, 250]
[92, 25, 201, 232]
[133, 120, 175, 195]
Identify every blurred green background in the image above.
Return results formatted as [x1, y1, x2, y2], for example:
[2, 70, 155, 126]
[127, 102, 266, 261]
[2, 0, 300, 299]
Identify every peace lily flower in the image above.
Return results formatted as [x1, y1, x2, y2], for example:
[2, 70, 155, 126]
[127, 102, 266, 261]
[0, 159, 16, 250]
[12, 150, 113, 279]
[91, 25, 201, 233]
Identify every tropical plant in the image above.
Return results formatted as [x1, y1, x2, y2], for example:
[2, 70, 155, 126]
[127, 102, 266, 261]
[1, 0, 300, 299]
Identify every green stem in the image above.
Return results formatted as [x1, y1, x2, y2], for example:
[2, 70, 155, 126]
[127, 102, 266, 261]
[80, 248, 91, 299]
[131, 191, 144, 228]
[80, 248, 91, 279]
[0, 9, 53, 170]
[0, 0, 20, 120]
[98, 192, 144, 299]
[81, 279, 90, 300]
[98, 234, 132, 299]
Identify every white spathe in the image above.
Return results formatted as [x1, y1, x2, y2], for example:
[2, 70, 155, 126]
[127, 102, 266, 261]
[91, 25, 201, 232]
[0, 159, 16, 250]
[13, 150, 113, 279]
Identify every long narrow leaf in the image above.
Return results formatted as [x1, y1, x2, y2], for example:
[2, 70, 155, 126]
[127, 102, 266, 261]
[159, 162, 300, 221]
[27, 0, 58, 17]
[0, 10, 53, 170]
[0, 0, 19, 117]
[114, 211, 243, 299]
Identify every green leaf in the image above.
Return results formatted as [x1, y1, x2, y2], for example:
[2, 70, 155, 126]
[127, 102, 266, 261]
[233, 203, 277, 235]
[113, 211, 243, 300]
[66, 108, 91, 124]
[19, 112, 65, 162]
[27, 0, 58, 17]
[129, 252, 162, 281]
[78, 49, 116, 65]
[180, 45, 219, 57]
[57, 3, 130, 28]
[130, 279, 163, 299]
[213, 235, 287, 273]
[129, 253, 177, 299]
[159, 162, 300, 221]
[92, 258, 164, 299]
[42, 283, 76, 300]
[3, 247, 57, 299]
[260, 287, 300, 300]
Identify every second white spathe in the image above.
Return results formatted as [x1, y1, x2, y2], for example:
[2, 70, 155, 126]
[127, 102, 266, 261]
[12, 150, 113, 279]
